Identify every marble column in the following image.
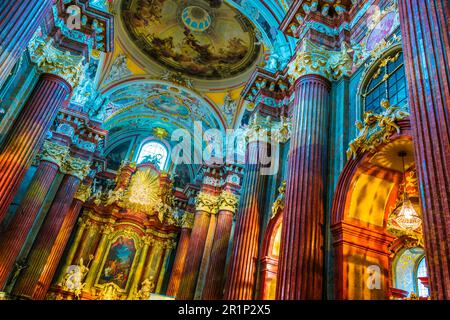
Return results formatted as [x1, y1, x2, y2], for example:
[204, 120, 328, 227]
[0, 0, 52, 88]
[166, 213, 193, 297]
[0, 141, 68, 290]
[398, 0, 450, 299]
[12, 157, 90, 299]
[0, 74, 72, 224]
[224, 139, 269, 300]
[276, 74, 330, 300]
[177, 192, 217, 300]
[203, 191, 239, 300]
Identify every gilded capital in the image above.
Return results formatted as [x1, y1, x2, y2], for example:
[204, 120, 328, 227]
[181, 212, 195, 229]
[218, 191, 239, 214]
[62, 157, 91, 180]
[288, 39, 353, 83]
[40, 140, 69, 167]
[28, 37, 84, 88]
[195, 192, 219, 215]
[101, 225, 114, 235]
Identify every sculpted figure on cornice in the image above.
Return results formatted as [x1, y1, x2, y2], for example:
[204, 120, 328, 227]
[346, 100, 410, 160]
[28, 37, 85, 88]
[104, 54, 132, 85]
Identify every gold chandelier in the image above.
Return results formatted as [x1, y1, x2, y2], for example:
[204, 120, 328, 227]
[392, 151, 422, 231]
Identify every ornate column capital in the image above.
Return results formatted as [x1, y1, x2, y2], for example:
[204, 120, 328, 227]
[101, 224, 114, 235]
[181, 211, 195, 229]
[218, 191, 240, 214]
[40, 140, 70, 167]
[288, 39, 353, 83]
[195, 192, 219, 215]
[61, 156, 91, 180]
[246, 112, 273, 143]
[28, 37, 84, 89]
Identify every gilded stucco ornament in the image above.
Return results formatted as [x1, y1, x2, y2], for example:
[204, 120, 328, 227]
[271, 181, 286, 218]
[288, 39, 353, 82]
[62, 157, 92, 180]
[195, 192, 219, 215]
[218, 191, 239, 213]
[28, 37, 84, 88]
[246, 112, 273, 143]
[40, 140, 70, 167]
[346, 100, 410, 160]
[271, 116, 292, 144]
[181, 212, 195, 229]
[74, 183, 93, 202]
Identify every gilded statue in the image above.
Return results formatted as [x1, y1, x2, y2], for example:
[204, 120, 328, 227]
[271, 181, 286, 218]
[134, 278, 155, 300]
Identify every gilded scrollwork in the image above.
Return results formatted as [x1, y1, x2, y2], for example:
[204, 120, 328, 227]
[181, 212, 195, 229]
[74, 183, 92, 202]
[346, 100, 410, 160]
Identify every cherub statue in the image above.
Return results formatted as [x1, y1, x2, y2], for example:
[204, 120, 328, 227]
[135, 278, 155, 300]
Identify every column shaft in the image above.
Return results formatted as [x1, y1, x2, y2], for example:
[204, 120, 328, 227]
[0, 160, 59, 290]
[224, 141, 268, 300]
[177, 211, 211, 300]
[276, 74, 330, 300]
[12, 175, 81, 299]
[398, 0, 450, 299]
[0, 74, 71, 224]
[203, 209, 234, 300]
[166, 227, 191, 297]
[0, 0, 52, 87]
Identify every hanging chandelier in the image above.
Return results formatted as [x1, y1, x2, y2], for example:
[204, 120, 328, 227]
[392, 151, 422, 231]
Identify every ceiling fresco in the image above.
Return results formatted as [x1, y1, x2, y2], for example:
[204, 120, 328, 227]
[102, 81, 224, 135]
[120, 0, 262, 80]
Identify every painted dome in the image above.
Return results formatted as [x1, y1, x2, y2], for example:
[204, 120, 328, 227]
[182, 6, 212, 32]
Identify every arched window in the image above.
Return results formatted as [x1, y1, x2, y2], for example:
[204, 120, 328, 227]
[363, 51, 408, 113]
[137, 141, 168, 170]
[416, 257, 429, 297]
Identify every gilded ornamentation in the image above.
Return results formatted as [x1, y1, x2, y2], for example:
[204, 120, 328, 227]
[271, 116, 292, 144]
[346, 100, 410, 160]
[123, 167, 161, 214]
[28, 37, 84, 88]
[218, 191, 239, 213]
[271, 181, 286, 218]
[74, 183, 92, 202]
[40, 140, 69, 167]
[181, 212, 195, 229]
[288, 39, 353, 82]
[59, 257, 92, 299]
[62, 157, 92, 180]
[195, 192, 219, 214]
[134, 278, 155, 300]
[101, 225, 115, 235]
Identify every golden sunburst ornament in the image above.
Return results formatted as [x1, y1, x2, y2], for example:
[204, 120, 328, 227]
[124, 167, 161, 214]
[152, 127, 169, 140]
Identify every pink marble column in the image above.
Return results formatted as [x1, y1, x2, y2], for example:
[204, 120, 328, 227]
[276, 74, 330, 300]
[166, 225, 192, 297]
[202, 207, 235, 300]
[398, 0, 450, 299]
[0, 160, 60, 290]
[0, 0, 52, 87]
[176, 209, 212, 300]
[0, 74, 71, 224]
[224, 141, 268, 300]
[12, 174, 81, 299]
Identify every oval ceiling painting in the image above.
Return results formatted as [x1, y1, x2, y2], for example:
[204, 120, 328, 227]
[121, 0, 261, 79]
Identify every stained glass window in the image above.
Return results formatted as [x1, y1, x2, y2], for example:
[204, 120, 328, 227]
[137, 141, 168, 170]
[363, 51, 408, 113]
